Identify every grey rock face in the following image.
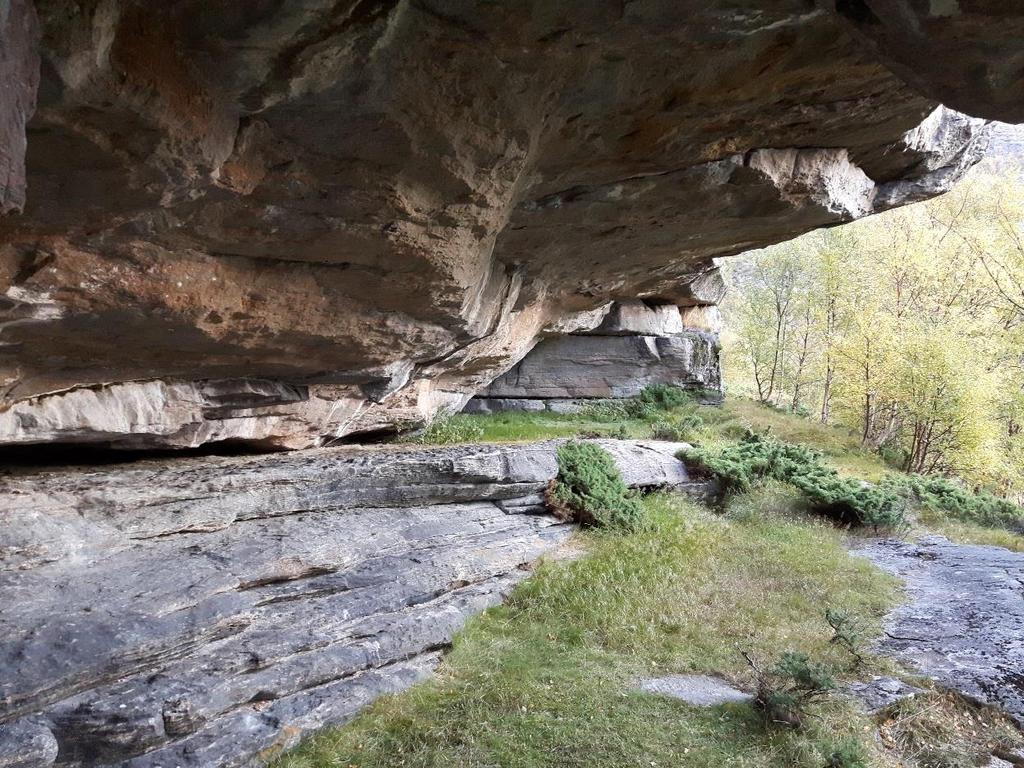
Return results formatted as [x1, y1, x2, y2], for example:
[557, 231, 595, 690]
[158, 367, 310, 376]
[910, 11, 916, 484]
[0, 2, 1003, 450]
[0, 720, 57, 768]
[827, 2, 1024, 122]
[0, 439, 701, 766]
[859, 536, 1024, 725]
[0, 0, 38, 214]
[473, 329, 721, 403]
[467, 300, 721, 414]
[636, 675, 751, 707]
[846, 676, 923, 714]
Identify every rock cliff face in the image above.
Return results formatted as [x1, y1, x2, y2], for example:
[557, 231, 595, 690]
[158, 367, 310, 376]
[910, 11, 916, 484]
[0, 439, 707, 766]
[0, 0, 1008, 449]
[467, 299, 721, 414]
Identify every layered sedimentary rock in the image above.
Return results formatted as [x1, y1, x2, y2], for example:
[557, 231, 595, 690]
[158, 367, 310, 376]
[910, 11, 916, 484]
[0, 1, 1005, 449]
[467, 299, 720, 413]
[0, 439, 706, 766]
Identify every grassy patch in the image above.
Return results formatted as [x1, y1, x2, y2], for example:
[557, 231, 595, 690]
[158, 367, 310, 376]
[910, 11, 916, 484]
[698, 399, 891, 481]
[412, 396, 890, 480]
[406, 385, 713, 445]
[411, 395, 1024, 548]
[273, 493, 902, 768]
[883, 474, 1024, 535]
[401, 411, 653, 444]
[915, 512, 1024, 552]
[410, 415, 486, 444]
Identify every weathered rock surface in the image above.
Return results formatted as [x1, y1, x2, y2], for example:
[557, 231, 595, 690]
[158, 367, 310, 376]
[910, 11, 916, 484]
[468, 301, 720, 412]
[586, 300, 686, 337]
[636, 675, 751, 707]
[478, 331, 719, 399]
[860, 536, 1024, 726]
[0, 439, 703, 766]
[828, 1, 1024, 123]
[0, 1, 1004, 449]
[846, 676, 923, 714]
[0, 720, 58, 768]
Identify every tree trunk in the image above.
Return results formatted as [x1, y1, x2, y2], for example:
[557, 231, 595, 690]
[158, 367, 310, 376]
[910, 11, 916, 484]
[860, 338, 873, 447]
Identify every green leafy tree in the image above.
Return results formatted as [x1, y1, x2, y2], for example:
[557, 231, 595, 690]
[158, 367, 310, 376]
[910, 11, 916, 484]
[723, 160, 1024, 500]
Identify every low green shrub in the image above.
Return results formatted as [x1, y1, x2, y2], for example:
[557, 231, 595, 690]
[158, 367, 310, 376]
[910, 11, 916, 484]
[608, 424, 630, 440]
[622, 398, 658, 420]
[882, 474, 1024, 534]
[546, 440, 647, 531]
[637, 383, 693, 410]
[650, 420, 683, 441]
[825, 607, 866, 668]
[578, 399, 635, 422]
[745, 650, 836, 728]
[649, 412, 703, 442]
[824, 740, 869, 768]
[680, 433, 907, 530]
[577, 385, 697, 423]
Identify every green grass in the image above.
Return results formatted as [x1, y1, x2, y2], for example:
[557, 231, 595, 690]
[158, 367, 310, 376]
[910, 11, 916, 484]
[412, 395, 1024, 550]
[916, 512, 1024, 552]
[272, 493, 903, 768]
[699, 400, 890, 482]
[337, 390, 1022, 765]
[409, 396, 889, 481]
[402, 411, 654, 444]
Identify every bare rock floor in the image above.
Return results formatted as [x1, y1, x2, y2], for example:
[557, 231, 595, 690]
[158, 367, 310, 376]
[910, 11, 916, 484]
[859, 536, 1024, 725]
[0, 439, 704, 767]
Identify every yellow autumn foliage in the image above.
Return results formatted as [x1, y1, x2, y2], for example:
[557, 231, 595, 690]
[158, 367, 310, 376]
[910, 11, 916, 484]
[723, 161, 1024, 497]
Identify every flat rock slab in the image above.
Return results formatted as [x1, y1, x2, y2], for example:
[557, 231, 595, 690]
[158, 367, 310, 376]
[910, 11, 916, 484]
[859, 536, 1024, 725]
[0, 439, 700, 767]
[636, 675, 751, 707]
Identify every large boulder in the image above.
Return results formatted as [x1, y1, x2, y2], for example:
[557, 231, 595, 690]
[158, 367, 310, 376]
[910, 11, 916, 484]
[0, 2, 1007, 449]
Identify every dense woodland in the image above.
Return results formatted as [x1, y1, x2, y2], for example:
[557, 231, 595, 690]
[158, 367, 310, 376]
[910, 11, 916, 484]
[722, 161, 1024, 499]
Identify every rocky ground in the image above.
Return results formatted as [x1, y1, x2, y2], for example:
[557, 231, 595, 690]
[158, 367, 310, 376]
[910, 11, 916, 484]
[0, 439, 706, 767]
[860, 536, 1024, 726]
[4, 423, 1024, 766]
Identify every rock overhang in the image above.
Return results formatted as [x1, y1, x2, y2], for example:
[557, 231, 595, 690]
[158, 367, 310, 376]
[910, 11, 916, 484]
[0, 0, 1017, 449]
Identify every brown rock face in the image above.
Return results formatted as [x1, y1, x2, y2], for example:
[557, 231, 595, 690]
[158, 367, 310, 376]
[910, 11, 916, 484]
[0, 1, 1008, 448]
[0, 0, 39, 213]
[829, 0, 1024, 123]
